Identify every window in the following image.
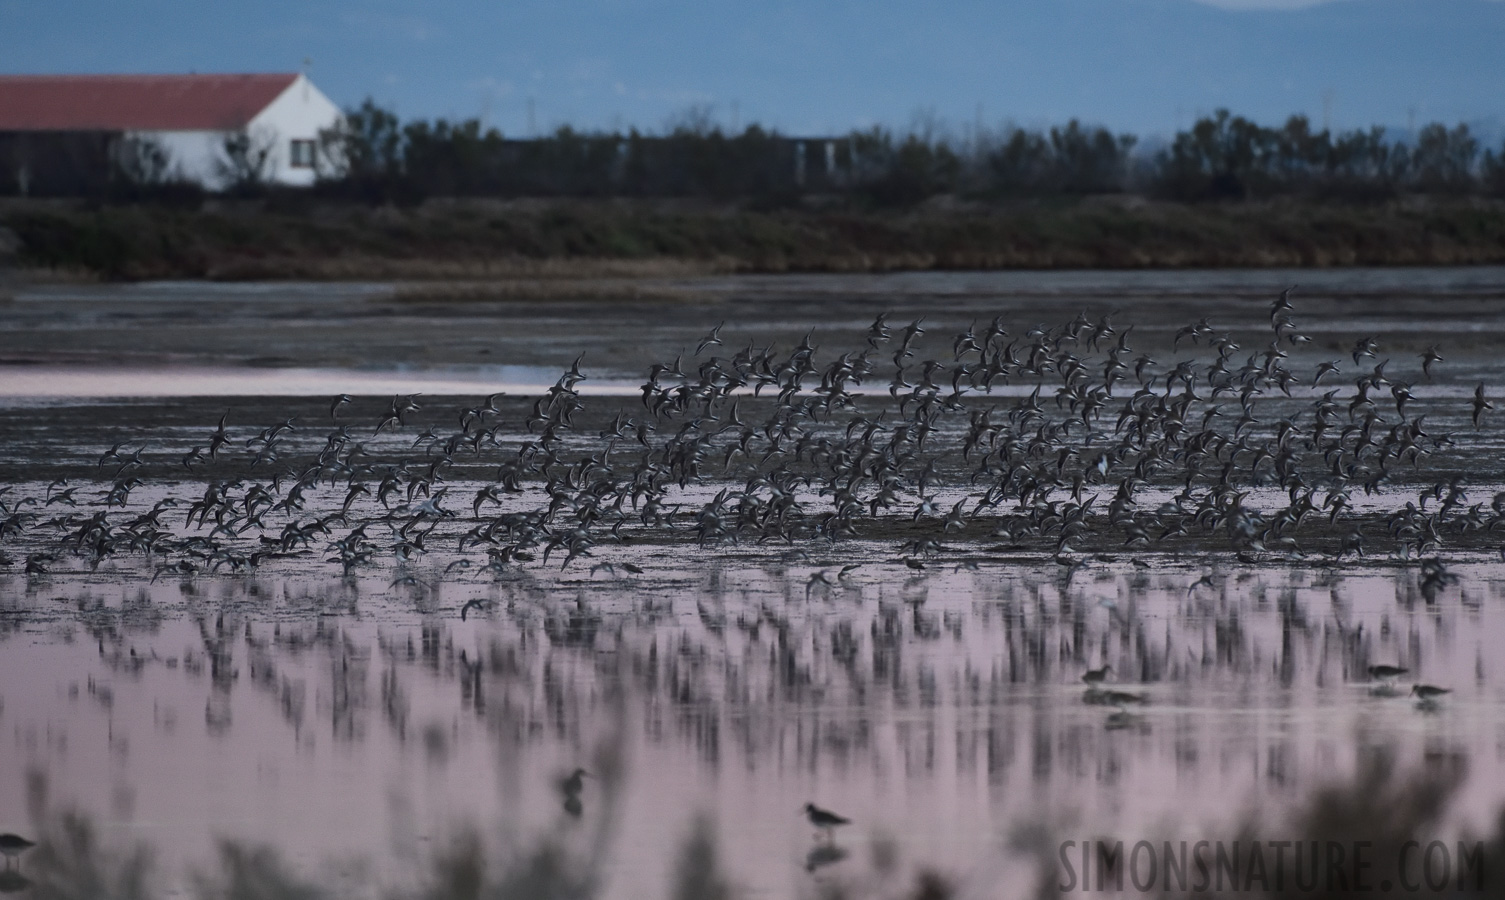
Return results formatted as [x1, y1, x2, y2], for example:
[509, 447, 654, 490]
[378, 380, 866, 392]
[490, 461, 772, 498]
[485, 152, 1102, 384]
[289, 139, 317, 168]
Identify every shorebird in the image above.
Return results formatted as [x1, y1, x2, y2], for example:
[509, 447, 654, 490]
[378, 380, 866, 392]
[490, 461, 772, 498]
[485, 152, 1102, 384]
[329, 393, 353, 420]
[695, 321, 725, 356]
[1368, 665, 1408, 681]
[1412, 684, 1451, 701]
[803, 803, 850, 839]
[1082, 665, 1112, 686]
[0, 834, 34, 869]
[559, 768, 589, 817]
[561, 768, 589, 796]
[1474, 383, 1493, 428]
[805, 570, 834, 599]
[1352, 336, 1379, 364]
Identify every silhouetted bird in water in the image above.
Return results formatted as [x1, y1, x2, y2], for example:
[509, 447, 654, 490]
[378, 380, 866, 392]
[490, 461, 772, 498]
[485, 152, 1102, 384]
[803, 803, 850, 841]
[0, 834, 34, 870]
[1367, 665, 1408, 681]
[1412, 684, 1451, 702]
[560, 767, 589, 817]
[1082, 665, 1112, 686]
[562, 767, 589, 795]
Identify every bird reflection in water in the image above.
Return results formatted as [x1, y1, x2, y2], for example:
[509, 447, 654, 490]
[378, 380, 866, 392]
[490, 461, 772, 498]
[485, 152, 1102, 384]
[805, 842, 849, 873]
[0, 871, 30, 895]
[803, 803, 851, 843]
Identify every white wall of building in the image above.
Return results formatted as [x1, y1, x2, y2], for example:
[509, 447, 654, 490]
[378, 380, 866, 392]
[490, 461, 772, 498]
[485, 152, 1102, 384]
[247, 74, 343, 186]
[130, 75, 343, 190]
[136, 130, 229, 186]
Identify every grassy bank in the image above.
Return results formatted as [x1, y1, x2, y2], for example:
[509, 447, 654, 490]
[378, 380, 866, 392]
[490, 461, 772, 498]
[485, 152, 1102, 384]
[3, 195, 1505, 281]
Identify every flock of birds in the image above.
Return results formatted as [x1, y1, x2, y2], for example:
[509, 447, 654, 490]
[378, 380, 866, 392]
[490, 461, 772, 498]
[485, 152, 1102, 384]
[2, 287, 1497, 593]
[2, 286, 1496, 863]
[1, 289, 1495, 682]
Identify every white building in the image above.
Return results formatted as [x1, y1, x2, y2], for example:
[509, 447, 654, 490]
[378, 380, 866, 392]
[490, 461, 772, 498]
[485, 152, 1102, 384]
[0, 73, 344, 191]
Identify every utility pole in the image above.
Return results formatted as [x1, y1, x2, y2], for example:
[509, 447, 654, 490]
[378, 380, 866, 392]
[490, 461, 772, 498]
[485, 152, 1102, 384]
[1322, 89, 1334, 132]
[528, 98, 537, 138]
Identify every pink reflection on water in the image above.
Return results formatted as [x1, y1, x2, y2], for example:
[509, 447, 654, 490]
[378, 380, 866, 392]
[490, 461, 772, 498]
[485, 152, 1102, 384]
[2, 563, 1504, 897]
[0, 366, 644, 398]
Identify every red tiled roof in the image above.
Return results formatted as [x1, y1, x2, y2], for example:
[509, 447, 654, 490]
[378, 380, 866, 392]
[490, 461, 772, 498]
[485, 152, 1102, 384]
[0, 73, 299, 132]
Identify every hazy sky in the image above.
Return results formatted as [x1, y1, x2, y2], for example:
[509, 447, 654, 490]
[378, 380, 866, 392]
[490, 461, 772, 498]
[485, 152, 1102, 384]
[2, 0, 1501, 139]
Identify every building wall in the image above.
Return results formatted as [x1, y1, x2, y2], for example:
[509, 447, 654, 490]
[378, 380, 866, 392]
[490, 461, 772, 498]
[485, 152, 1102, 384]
[246, 74, 344, 187]
[131, 74, 343, 189]
[133, 130, 230, 186]
[0, 131, 114, 195]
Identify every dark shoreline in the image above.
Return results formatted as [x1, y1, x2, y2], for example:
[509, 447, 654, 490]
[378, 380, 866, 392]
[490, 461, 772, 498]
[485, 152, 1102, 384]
[3, 195, 1505, 282]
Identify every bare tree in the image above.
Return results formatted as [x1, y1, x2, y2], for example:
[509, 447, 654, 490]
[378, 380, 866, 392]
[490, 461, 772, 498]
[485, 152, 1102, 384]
[112, 135, 176, 186]
[215, 128, 276, 191]
[664, 103, 719, 137]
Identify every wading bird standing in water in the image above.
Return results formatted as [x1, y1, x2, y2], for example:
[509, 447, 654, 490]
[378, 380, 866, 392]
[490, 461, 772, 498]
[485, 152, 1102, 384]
[803, 803, 851, 842]
[1082, 665, 1112, 686]
[0, 834, 35, 870]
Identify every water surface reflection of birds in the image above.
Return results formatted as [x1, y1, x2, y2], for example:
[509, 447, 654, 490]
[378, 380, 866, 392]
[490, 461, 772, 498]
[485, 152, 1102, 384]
[1412, 684, 1451, 707]
[805, 843, 849, 872]
[0, 870, 30, 894]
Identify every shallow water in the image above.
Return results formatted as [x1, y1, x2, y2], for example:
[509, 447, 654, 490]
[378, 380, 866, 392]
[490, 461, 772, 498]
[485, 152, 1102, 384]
[5, 267, 1505, 897]
[6, 563, 1505, 898]
[6, 266, 1505, 378]
[0, 365, 641, 399]
[2, 559, 1505, 896]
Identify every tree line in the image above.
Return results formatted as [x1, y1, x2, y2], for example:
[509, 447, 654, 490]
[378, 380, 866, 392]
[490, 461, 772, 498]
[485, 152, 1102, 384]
[8, 101, 1505, 204]
[308, 102, 1505, 203]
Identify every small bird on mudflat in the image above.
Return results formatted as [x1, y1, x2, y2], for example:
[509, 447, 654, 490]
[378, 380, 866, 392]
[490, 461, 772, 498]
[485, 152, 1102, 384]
[1368, 665, 1408, 681]
[1082, 665, 1112, 686]
[1412, 684, 1451, 701]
